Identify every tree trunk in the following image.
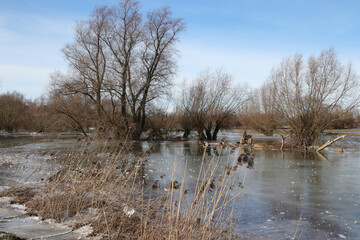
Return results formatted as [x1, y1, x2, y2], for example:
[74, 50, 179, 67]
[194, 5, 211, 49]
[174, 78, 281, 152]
[183, 128, 191, 138]
[121, 70, 128, 129]
[96, 89, 102, 119]
[212, 124, 221, 141]
[197, 128, 206, 140]
[205, 128, 212, 141]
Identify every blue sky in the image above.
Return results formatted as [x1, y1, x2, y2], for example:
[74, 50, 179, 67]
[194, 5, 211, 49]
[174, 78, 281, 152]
[1, 0, 360, 99]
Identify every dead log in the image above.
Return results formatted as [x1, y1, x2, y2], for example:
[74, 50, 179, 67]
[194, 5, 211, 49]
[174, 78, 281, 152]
[316, 135, 346, 152]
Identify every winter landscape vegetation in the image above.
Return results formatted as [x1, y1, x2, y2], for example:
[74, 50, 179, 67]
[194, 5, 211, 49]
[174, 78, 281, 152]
[1, 0, 360, 239]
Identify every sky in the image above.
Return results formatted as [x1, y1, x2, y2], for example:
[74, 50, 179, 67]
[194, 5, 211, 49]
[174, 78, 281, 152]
[1, 0, 360, 99]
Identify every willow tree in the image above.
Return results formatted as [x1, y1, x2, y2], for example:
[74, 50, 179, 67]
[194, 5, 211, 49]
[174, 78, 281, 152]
[264, 48, 360, 149]
[179, 70, 250, 141]
[103, 0, 142, 130]
[59, 6, 111, 132]
[129, 6, 185, 139]
[50, 0, 184, 139]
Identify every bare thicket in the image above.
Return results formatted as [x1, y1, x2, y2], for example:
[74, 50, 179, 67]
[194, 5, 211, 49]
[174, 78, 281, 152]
[241, 88, 281, 136]
[264, 48, 360, 149]
[48, 83, 94, 136]
[0, 91, 66, 133]
[25, 97, 53, 133]
[50, 0, 185, 139]
[328, 110, 358, 129]
[178, 69, 250, 140]
[0, 91, 28, 131]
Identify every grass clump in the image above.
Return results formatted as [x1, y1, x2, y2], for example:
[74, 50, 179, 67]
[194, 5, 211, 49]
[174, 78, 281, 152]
[0, 233, 25, 240]
[0, 186, 36, 204]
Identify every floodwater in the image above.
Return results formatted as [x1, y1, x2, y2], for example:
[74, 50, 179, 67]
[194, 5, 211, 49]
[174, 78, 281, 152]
[1, 132, 360, 239]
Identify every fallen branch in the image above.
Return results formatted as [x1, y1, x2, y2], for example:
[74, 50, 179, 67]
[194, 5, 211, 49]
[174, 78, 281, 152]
[316, 151, 330, 162]
[316, 135, 346, 152]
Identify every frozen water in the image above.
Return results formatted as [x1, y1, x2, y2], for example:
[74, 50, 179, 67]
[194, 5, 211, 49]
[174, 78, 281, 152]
[1, 132, 360, 239]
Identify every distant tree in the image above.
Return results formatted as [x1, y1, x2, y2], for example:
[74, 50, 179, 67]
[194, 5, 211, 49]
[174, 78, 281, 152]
[241, 88, 281, 136]
[264, 48, 360, 149]
[179, 69, 250, 141]
[0, 91, 28, 132]
[328, 110, 358, 129]
[24, 97, 52, 133]
[48, 81, 94, 136]
[101, 0, 142, 129]
[145, 106, 180, 140]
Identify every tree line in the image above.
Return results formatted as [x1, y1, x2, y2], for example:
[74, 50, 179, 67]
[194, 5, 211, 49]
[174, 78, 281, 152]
[1, 0, 359, 150]
[0, 91, 82, 133]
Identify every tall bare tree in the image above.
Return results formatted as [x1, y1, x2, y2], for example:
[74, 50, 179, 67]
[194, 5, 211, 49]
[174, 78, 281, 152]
[61, 6, 111, 125]
[50, 0, 185, 139]
[264, 48, 360, 149]
[128, 6, 185, 138]
[103, 0, 142, 129]
[179, 69, 250, 141]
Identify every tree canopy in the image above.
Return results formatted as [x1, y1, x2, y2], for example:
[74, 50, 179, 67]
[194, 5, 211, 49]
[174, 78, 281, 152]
[263, 48, 360, 148]
[50, 0, 185, 139]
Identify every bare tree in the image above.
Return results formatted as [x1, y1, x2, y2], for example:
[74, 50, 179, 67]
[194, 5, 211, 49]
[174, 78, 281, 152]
[127, 6, 185, 138]
[179, 69, 250, 141]
[241, 88, 281, 136]
[103, 0, 142, 129]
[50, 0, 185, 139]
[25, 97, 52, 133]
[0, 91, 27, 132]
[329, 110, 358, 129]
[264, 48, 360, 149]
[61, 6, 111, 127]
[48, 84, 93, 136]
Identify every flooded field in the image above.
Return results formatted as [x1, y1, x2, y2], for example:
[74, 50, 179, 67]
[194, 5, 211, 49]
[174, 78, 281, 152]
[1, 132, 360, 239]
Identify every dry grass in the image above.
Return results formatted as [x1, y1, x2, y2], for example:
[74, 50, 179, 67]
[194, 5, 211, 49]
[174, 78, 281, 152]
[0, 233, 25, 240]
[1, 140, 249, 239]
[0, 186, 36, 204]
